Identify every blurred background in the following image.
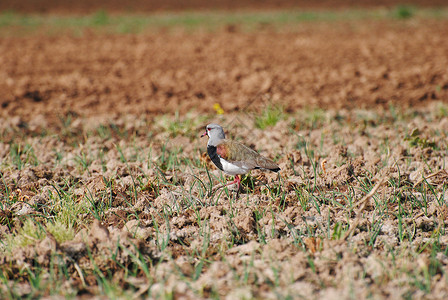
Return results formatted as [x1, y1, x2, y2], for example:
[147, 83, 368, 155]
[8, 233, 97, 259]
[1, 0, 447, 128]
[1, 0, 447, 13]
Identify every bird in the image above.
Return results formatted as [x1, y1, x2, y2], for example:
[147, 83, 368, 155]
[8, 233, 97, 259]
[201, 123, 280, 194]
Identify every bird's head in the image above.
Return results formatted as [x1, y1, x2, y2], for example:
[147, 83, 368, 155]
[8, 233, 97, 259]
[201, 124, 225, 144]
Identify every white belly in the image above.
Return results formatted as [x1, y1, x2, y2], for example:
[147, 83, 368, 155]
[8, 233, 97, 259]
[220, 159, 250, 175]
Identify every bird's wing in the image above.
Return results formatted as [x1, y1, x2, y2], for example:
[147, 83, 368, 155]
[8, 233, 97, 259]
[216, 140, 279, 171]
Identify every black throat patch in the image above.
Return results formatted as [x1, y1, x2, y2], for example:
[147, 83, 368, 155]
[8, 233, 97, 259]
[207, 146, 223, 171]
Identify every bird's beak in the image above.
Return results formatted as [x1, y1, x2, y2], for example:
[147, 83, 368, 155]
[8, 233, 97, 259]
[201, 131, 208, 138]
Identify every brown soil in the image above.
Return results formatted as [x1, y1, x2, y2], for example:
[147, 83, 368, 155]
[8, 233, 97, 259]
[1, 0, 447, 14]
[1, 3, 448, 298]
[2, 20, 448, 128]
[2, 103, 448, 298]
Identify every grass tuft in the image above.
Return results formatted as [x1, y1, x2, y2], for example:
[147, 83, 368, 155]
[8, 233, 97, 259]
[393, 5, 416, 19]
[255, 105, 284, 129]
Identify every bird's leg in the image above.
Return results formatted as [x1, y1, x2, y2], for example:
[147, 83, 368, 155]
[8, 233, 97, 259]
[228, 175, 241, 188]
[226, 175, 241, 199]
[211, 175, 241, 194]
[234, 175, 241, 199]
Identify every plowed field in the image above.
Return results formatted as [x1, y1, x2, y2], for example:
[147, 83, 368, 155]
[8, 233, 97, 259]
[1, 2, 448, 299]
[2, 20, 448, 126]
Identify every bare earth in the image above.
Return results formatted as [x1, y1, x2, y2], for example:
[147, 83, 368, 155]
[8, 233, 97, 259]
[1, 0, 448, 13]
[1, 21, 448, 126]
[1, 2, 448, 299]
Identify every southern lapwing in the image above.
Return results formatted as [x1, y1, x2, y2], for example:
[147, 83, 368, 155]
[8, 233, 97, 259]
[201, 123, 280, 194]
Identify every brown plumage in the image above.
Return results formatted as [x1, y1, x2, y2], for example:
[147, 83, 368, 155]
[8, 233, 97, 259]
[201, 123, 280, 194]
[215, 140, 280, 172]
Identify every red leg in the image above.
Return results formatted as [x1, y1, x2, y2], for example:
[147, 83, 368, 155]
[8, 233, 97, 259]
[211, 175, 242, 197]
[234, 175, 241, 190]
[213, 175, 241, 190]
[223, 175, 240, 188]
